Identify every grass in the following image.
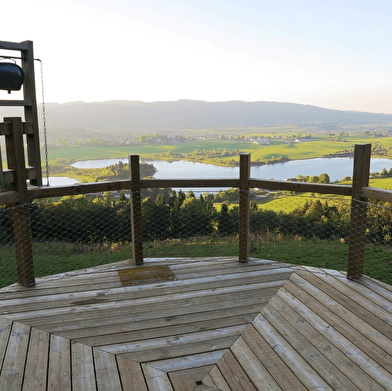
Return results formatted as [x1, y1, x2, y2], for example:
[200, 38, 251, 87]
[48, 137, 392, 165]
[250, 237, 392, 285]
[1, 236, 392, 289]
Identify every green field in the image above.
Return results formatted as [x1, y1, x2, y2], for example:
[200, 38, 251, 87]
[47, 136, 392, 166]
[2, 236, 391, 289]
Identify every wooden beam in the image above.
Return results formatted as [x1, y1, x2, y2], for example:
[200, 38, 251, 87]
[0, 191, 19, 204]
[361, 186, 392, 203]
[21, 41, 42, 186]
[249, 179, 351, 196]
[0, 100, 32, 107]
[140, 179, 239, 189]
[347, 144, 371, 280]
[239, 153, 250, 262]
[4, 117, 35, 286]
[0, 40, 29, 51]
[130, 155, 144, 265]
[0, 123, 11, 135]
[26, 179, 239, 201]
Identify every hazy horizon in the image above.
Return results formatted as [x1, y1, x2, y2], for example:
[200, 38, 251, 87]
[1, 1, 392, 114]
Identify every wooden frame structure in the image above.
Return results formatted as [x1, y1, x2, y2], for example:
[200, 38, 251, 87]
[0, 40, 42, 186]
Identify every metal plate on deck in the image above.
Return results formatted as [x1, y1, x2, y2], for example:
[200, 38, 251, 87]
[118, 265, 176, 286]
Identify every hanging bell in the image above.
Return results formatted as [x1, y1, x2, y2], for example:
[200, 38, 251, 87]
[0, 62, 24, 93]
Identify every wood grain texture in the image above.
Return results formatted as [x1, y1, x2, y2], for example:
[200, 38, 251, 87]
[0, 257, 392, 390]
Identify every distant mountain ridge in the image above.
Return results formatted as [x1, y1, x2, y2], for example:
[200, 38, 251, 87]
[3, 100, 392, 134]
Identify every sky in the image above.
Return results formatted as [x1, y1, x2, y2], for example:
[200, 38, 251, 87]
[1, 0, 392, 113]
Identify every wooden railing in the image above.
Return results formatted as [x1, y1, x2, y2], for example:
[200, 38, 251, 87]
[1, 118, 390, 286]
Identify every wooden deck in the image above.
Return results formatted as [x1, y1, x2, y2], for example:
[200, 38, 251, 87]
[0, 256, 391, 390]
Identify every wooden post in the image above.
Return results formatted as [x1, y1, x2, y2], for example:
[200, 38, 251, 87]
[129, 155, 144, 264]
[21, 41, 42, 186]
[239, 153, 250, 262]
[347, 144, 371, 280]
[4, 117, 35, 286]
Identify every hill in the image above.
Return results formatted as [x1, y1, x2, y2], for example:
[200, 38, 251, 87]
[2, 100, 392, 139]
[43, 100, 392, 131]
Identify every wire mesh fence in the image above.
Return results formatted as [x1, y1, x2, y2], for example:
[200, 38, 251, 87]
[1, 189, 392, 290]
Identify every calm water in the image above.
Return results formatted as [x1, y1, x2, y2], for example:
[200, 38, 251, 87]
[43, 177, 79, 187]
[68, 156, 392, 194]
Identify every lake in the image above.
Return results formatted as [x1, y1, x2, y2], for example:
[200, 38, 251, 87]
[71, 157, 392, 181]
[69, 156, 392, 194]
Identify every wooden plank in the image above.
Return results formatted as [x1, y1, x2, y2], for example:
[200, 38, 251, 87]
[0, 190, 18, 204]
[208, 366, 231, 391]
[347, 143, 371, 279]
[116, 356, 148, 391]
[230, 336, 282, 390]
[5, 117, 35, 286]
[103, 323, 246, 353]
[0, 322, 31, 391]
[28, 180, 132, 199]
[144, 350, 226, 373]
[170, 365, 215, 381]
[169, 372, 197, 391]
[239, 153, 250, 262]
[312, 270, 392, 319]
[22, 122, 34, 135]
[249, 178, 352, 196]
[277, 285, 392, 389]
[0, 100, 31, 106]
[241, 324, 306, 390]
[252, 314, 332, 390]
[271, 293, 385, 390]
[0, 122, 11, 135]
[103, 324, 246, 356]
[76, 309, 260, 347]
[1, 269, 292, 316]
[141, 178, 239, 189]
[71, 342, 97, 391]
[287, 273, 392, 361]
[0, 318, 12, 368]
[296, 270, 392, 339]
[0, 40, 29, 51]
[22, 41, 43, 186]
[216, 349, 257, 391]
[142, 364, 174, 391]
[194, 386, 221, 391]
[22, 328, 50, 391]
[129, 155, 143, 264]
[47, 334, 71, 391]
[200, 373, 218, 389]
[357, 275, 392, 302]
[4, 283, 283, 335]
[11, 205, 35, 287]
[262, 303, 361, 390]
[93, 348, 122, 391]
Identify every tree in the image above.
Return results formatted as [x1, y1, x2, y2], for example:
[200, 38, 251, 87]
[318, 173, 330, 184]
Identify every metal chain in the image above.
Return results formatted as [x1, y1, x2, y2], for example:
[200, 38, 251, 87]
[37, 59, 50, 187]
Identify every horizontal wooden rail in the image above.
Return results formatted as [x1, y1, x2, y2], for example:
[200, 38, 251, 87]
[249, 179, 352, 196]
[0, 191, 19, 204]
[1, 177, 352, 204]
[27, 180, 131, 199]
[0, 123, 11, 135]
[26, 178, 240, 200]
[0, 40, 29, 51]
[0, 121, 34, 135]
[140, 178, 239, 189]
[2, 167, 37, 185]
[361, 186, 392, 203]
[0, 100, 32, 107]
